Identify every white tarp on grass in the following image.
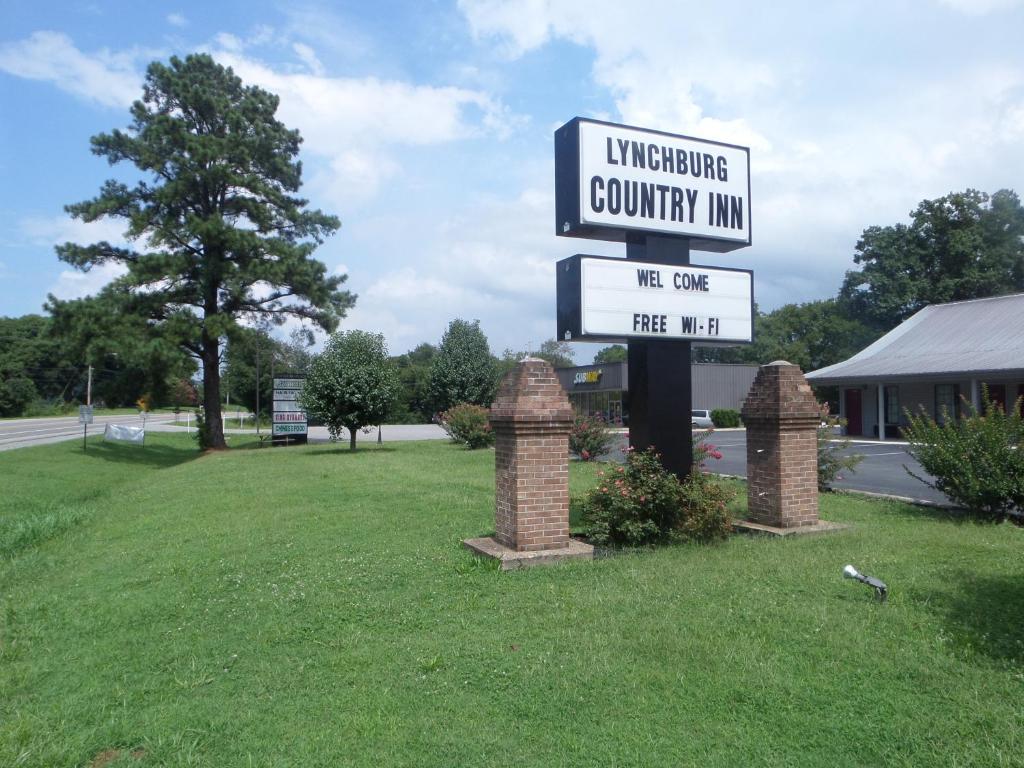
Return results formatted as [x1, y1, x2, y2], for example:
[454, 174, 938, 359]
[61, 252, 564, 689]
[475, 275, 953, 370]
[104, 423, 145, 444]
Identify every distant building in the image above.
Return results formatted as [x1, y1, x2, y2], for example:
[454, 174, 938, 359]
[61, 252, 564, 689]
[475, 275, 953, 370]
[555, 362, 758, 425]
[806, 293, 1024, 439]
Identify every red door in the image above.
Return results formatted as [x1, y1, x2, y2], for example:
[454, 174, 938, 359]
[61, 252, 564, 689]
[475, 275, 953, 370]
[844, 389, 862, 436]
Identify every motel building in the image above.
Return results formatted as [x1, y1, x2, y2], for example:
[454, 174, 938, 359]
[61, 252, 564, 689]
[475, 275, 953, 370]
[806, 293, 1024, 439]
[555, 362, 758, 425]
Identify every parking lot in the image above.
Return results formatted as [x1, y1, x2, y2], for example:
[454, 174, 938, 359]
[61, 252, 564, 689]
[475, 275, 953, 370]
[613, 429, 949, 506]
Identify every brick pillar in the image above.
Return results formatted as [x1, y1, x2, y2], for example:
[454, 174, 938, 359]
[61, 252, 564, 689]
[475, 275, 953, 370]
[740, 361, 820, 528]
[489, 357, 574, 552]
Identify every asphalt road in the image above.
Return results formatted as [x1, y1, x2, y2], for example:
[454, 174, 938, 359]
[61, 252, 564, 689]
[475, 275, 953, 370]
[612, 429, 949, 506]
[0, 412, 176, 452]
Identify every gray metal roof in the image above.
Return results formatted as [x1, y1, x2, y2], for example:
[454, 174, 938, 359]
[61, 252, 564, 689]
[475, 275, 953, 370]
[806, 293, 1024, 383]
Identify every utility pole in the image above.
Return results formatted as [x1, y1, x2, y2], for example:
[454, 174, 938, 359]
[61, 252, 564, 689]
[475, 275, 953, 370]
[86, 365, 93, 406]
[255, 343, 261, 436]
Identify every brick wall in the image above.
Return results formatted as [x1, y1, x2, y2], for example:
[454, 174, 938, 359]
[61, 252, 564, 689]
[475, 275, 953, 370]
[741, 362, 820, 528]
[491, 358, 574, 552]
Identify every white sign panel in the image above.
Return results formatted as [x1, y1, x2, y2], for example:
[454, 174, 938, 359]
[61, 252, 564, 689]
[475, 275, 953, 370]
[579, 121, 749, 244]
[273, 389, 300, 401]
[78, 405, 94, 425]
[273, 412, 307, 423]
[273, 400, 303, 412]
[104, 423, 145, 444]
[580, 258, 753, 342]
[273, 422, 308, 436]
[556, 118, 751, 252]
[273, 378, 305, 390]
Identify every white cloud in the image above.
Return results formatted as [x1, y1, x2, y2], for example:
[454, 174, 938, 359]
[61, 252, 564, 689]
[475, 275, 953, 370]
[292, 42, 324, 76]
[20, 215, 127, 248]
[21, 215, 130, 300]
[458, 0, 1024, 311]
[48, 262, 128, 301]
[937, 0, 1022, 14]
[208, 46, 521, 209]
[0, 31, 142, 108]
[166, 12, 188, 28]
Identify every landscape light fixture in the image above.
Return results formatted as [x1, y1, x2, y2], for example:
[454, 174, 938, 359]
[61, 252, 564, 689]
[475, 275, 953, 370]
[842, 564, 888, 602]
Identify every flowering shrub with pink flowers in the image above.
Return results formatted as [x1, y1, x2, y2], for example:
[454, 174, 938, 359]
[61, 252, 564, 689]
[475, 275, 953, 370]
[580, 446, 732, 546]
[569, 414, 616, 461]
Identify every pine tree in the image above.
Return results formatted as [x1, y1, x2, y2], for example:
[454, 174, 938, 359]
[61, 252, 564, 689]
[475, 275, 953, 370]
[50, 54, 354, 448]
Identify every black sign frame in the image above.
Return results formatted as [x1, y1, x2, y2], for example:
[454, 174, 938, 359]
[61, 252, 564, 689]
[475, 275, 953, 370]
[554, 116, 753, 252]
[556, 253, 755, 345]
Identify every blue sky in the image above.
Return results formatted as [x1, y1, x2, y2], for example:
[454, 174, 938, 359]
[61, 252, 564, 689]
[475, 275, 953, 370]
[2, 0, 1023, 360]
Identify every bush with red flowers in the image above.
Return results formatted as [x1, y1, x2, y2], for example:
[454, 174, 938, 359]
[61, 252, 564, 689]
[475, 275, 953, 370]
[580, 446, 732, 546]
[569, 413, 616, 461]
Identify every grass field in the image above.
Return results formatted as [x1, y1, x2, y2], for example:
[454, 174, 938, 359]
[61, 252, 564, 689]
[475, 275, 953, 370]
[2, 434, 1022, 767]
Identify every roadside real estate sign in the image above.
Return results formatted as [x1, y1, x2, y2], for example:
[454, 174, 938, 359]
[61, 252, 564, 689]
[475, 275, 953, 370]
[272, 375, 307, 444]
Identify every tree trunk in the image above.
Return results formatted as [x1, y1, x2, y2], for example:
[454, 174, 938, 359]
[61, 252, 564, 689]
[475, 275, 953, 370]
[349, 428, 357, 451]
[201, 328, 227, 450]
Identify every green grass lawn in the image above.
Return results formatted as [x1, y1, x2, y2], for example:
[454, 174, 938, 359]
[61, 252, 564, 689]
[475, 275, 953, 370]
[2, 435, 1022, 767]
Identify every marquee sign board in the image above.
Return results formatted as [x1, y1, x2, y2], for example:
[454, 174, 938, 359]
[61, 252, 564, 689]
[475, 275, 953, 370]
[555, 117, 751, 252]
[557, 254, 754, 344]
[272, 375, 307, 443]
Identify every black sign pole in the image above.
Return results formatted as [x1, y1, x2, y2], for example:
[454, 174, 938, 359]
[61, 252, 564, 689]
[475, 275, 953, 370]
[625, 233, 693, 479]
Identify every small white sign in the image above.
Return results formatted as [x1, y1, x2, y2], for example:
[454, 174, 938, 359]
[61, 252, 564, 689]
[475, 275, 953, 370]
[78, 405, 94, 425]
[273, 389, 300, 401]
[273, 378, 304, 390]
[273, 412, 307, 423]
[273, 422, 308, 436]
[273, 400, 304, 413]
[580, 257, 753, 342]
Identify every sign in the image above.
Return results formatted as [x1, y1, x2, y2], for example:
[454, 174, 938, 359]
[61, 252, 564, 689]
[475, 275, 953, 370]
[104, 423, 144, 444]
[557, 254, 754, 343]
[272, 374, 307, 443]
[273, 412, 307, 423]
[555, 117, 751, 252]
[272, 423, 308, 436]
[573, 370, 603, 385]
[78, 405, 94, 425]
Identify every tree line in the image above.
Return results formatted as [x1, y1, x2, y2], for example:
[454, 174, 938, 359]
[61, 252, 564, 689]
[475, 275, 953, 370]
[3, 51, 1022, 443]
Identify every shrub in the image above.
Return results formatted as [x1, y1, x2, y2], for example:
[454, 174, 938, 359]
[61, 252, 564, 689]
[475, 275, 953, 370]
[902, 391, 1024, 521]
[710, 408, 741, 428]
[693, 429, 723, 468]
[569, 414, 616, 461]
[817, 404, 864, 490]
[580, 447, 732, 546]
[441, 403, 494, 449]
[193, 408, 213, 450]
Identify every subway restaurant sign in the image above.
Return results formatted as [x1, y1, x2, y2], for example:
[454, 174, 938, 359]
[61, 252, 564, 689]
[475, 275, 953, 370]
[557, 254, 753, 344]
[272, 376, 308, 443]
[555, 117, 751, 252]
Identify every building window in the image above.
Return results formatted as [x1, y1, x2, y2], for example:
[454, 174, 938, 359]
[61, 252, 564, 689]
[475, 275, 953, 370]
[885, 385, 900, 425]
[935, 384, 957, 424]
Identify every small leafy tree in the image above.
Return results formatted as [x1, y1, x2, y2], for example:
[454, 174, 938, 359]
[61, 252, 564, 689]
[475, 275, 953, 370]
[593, 344, 627, 364]
[429, 319, 496, 412]
[903, 391, 1024, 521]
[301, 331, 399, 451]
[817, 404, 864, 490]
[440, 403, 494, 449]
